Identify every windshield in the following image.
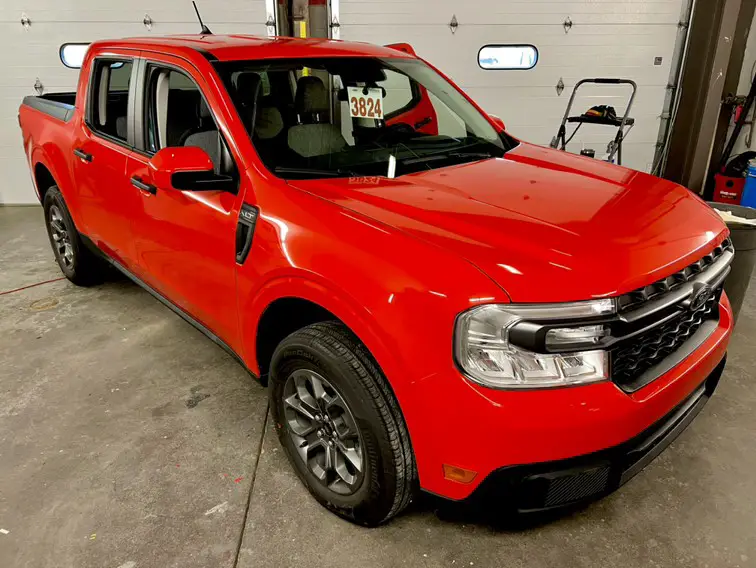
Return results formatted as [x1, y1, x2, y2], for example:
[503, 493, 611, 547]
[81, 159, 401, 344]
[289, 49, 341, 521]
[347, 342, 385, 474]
[214, 57, 516, 179]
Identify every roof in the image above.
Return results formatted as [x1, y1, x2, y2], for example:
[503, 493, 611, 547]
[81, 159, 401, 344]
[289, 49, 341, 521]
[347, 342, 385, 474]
[92, 35, 415, 62]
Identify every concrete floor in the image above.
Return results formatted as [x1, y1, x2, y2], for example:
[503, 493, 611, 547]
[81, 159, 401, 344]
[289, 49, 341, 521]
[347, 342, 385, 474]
[1, 206, 755, 568]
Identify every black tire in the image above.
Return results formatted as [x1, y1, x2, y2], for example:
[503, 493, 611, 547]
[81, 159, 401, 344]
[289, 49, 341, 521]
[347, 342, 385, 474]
[270, 322, 417, 526]
[43, 185, 103, 286]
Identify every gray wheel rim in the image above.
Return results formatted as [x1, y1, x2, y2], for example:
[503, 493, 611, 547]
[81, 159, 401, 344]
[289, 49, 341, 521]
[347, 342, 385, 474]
[49, 205, 74, 269]
[283, 369, 365, 496]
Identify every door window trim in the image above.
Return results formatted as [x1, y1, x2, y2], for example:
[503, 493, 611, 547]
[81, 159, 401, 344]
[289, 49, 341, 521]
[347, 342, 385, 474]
[134, 59, 231, 158]
[132, 57, 240, 192]
[85, 56, 138, 149]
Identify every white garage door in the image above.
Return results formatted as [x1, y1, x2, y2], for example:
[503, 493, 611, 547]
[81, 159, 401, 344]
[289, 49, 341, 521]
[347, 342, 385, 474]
[337, 0, 687, 173]
[0, 0, 268, 204]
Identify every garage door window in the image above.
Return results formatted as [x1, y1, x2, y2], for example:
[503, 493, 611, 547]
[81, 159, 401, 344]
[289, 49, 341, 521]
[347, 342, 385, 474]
[478, 45, 538, 70]
[60, 43, 90, 69]
[88, 59, 133, 144]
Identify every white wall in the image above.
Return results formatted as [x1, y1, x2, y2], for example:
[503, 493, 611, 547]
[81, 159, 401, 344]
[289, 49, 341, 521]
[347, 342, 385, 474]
[338, 0, 690, 174]
[0, 1, 267, 205]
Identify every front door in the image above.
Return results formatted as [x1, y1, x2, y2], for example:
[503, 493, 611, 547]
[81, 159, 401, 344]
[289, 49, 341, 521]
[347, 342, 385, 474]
[126, 56, 244, 348]
[72, 56, 140, 267]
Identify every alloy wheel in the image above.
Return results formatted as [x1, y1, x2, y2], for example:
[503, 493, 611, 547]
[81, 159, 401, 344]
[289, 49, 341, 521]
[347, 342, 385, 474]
[282, 369, 365, 495]
[49, 205, 74, 269]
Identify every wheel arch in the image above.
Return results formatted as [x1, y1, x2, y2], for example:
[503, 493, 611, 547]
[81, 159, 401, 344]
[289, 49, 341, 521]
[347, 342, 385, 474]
[244, 276, 405, 397]
[33, 162, 56, 204]
[30, 144, 82, 227]
[255, 296, 341, 383]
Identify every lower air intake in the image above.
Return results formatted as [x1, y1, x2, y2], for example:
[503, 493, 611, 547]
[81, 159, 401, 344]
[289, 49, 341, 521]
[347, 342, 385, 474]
[543, 466, 611, 508]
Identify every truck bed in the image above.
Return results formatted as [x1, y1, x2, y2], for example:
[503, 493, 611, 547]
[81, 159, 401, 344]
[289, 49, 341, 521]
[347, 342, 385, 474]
[22, 92, 77, 122]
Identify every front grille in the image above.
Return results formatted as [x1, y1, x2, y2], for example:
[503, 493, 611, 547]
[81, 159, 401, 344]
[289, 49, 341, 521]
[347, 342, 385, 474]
[617, 238, 732, 313]
[611, 290, 720, 387]
[608, 239, 732, 390]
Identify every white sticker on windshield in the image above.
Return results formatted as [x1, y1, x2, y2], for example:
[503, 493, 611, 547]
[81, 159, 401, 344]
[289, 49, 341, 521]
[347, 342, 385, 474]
[347, 87, 384, 119]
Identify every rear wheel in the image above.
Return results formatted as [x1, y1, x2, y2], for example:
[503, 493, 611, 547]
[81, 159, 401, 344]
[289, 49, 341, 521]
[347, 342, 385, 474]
[43, 185, 103, 286]
[270, 322, 416, 526]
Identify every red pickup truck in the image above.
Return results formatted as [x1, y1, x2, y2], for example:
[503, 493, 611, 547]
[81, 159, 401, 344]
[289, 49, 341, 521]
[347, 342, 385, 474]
[19, 35, 734, 526]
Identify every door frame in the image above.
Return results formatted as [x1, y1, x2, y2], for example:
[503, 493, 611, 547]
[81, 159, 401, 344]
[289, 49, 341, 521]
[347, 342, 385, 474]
[82, 52, 141, 152]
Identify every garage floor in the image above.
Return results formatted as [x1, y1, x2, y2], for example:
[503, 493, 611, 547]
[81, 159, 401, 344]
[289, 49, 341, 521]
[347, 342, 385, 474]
[1, 206, 755, 568]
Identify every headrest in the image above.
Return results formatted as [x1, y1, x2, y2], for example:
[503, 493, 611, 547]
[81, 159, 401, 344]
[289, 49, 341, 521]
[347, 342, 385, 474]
[255, 107, 284, 140]
[198, 98, 212, 120]
[235, 72, 262, 107]
[295, 76, 328, 115]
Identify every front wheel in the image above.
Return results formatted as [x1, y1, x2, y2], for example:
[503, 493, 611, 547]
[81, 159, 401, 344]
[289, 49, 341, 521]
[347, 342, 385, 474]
[270, 322, 416, 526]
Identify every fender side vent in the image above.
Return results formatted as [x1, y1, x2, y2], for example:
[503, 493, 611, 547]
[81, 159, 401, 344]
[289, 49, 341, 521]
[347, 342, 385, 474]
[236, 204, 259, 264]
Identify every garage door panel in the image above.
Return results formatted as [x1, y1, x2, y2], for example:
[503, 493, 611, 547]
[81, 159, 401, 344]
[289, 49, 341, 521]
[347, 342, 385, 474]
[344, 25, 676, 89]
[485, 114, 661, 145]
[344, 23, 680, 42]
[466, 85, 666, 115]
[341, 0, 681, 26]
[0, 1, 265, 24]
[341, 0, 684, 172]
[455, 63, 670, 90]
[1, 22, 265, 90]
[509, 119, 660, 144]
[1, 157, 35, 205]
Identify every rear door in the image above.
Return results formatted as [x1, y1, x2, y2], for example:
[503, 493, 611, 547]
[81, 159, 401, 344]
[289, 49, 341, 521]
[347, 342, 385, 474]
[125, 54, 245, 348]
[72, 54, 141, 266]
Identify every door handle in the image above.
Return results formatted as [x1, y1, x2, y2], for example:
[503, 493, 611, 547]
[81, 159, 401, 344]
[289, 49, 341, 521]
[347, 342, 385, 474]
[73, 148, 93, 162]
[131, 176, 157, 195]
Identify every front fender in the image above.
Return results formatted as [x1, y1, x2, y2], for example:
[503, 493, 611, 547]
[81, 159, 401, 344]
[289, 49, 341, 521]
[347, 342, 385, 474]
[241, 271, 404, 393]
[235, 180, 510, 492]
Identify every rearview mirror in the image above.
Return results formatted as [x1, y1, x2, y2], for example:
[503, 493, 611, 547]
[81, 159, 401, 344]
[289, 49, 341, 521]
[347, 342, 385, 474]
[489, 114, 506, 132]
[148, 146, 236, 192]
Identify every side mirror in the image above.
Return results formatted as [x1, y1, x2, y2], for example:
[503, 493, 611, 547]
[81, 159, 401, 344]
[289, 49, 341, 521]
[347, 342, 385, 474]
[148, 146, 236, 192]
[488, 114, 506, 132]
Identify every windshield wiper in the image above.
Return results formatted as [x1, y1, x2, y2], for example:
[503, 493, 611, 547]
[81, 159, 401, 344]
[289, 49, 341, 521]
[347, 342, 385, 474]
[400, 151, 495, 166]
[274, 166, 356, 178]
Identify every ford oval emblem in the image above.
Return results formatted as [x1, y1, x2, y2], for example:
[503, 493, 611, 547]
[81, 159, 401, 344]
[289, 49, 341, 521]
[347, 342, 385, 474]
[689, 284, 712, 311]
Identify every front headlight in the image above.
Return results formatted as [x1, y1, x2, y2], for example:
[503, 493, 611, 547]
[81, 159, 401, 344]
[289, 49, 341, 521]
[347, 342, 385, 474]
[454, 300, 614, 389]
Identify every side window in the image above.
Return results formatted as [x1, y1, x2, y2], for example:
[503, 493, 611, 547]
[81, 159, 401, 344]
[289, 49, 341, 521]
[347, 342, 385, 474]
[89, 59, 133, 143]
[143, 65, 236, 181]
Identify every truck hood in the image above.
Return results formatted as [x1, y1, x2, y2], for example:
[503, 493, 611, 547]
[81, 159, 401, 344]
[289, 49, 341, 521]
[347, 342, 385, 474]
[288, 143, 728, 302]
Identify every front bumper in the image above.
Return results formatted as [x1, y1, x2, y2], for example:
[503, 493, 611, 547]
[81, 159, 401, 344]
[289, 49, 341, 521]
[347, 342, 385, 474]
[407, 296, 733, 501]
[458, 355, 726, 512]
